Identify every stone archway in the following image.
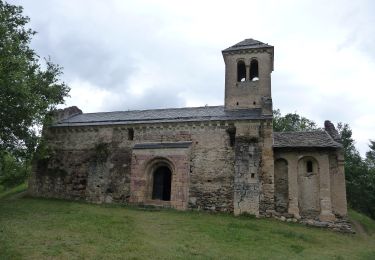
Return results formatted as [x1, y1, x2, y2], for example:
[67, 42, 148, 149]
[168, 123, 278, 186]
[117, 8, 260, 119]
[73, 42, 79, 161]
[130, 147, 190, 210]
[152, 166, 172, 201]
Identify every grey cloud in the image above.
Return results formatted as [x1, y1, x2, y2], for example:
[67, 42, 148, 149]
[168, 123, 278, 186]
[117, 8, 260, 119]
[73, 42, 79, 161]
[337, 0, 375, 61]
[10, 0, 374, 155]
[103, 85, 186, 112]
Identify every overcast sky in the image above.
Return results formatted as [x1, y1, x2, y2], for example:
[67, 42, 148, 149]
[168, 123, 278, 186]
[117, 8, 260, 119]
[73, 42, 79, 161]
[11, 0, 375, 155]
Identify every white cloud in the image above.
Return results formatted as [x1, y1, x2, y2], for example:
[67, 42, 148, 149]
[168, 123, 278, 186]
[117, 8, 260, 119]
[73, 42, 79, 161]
[64, 80, 113, 113]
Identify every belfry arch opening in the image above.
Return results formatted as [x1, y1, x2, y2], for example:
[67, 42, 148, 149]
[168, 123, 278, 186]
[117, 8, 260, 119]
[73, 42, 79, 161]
[152, 166, 172, 201]
[237, 60, 246, 82]
[250, 59, 259, 81]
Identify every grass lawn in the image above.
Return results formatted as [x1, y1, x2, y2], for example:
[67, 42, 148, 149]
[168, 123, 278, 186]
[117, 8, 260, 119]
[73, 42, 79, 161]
[1, 185, 375, 259]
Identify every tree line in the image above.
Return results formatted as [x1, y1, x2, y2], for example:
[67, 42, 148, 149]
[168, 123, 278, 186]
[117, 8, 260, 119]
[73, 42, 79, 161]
[1, 1, 374, 219]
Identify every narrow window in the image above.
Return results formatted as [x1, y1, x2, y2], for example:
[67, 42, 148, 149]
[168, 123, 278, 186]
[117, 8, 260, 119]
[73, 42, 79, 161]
[250, 59, 259, 81]
[237, 60, 246, 82]
[226, 127, 236, 147]
[128, 128, 134, 140]
[306, 160, 313, 173]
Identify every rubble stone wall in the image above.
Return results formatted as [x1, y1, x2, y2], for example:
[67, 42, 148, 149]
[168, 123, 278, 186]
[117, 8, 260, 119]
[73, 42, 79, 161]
[30, 120, 260, 212]
[232, 119, 274, 216]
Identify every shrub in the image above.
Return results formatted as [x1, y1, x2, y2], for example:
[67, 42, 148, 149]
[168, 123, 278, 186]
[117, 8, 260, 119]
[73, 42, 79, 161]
[0, 152, 30, 189]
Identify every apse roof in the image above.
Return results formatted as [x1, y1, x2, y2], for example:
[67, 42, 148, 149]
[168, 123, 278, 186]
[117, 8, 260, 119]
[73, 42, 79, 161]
[273, 131, 342, 148]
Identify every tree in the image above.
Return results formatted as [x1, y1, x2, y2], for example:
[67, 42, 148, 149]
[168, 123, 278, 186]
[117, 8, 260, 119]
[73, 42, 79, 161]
[0, 1, 69, 158]
[0, 1, 69, 188]
[337, 123, 375, 219]
[273, 109, 318, 132]
[366, 140, 375, 168]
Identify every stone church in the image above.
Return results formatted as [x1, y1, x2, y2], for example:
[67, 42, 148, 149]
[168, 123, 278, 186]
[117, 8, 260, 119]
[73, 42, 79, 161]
[29, 39, 348, 226]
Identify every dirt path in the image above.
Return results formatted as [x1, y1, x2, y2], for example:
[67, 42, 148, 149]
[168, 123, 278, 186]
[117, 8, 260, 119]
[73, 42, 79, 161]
[351, 219, 368, 237]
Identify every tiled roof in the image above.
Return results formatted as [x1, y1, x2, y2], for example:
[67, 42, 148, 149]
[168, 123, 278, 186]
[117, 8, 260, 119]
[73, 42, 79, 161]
[54, 106, 270, 127]
[222, 39, 273, 53]
[273, 131, 342, 148]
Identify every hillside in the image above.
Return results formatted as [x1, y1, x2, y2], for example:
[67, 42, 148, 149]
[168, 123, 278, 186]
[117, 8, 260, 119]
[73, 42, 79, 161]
[0, 186, 374, 259]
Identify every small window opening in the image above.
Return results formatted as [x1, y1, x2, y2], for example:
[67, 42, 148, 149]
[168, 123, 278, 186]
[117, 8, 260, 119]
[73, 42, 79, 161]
[226, 127, 236, 147]
[253, 101, 256, 105]
[236, 102, 239, 106]
[306, 160, 313, 173]
[251, 173, 255, 178]
[250, 59, 259, 81]
[128, 128, 134, 140]
[237, 61, 246, 82]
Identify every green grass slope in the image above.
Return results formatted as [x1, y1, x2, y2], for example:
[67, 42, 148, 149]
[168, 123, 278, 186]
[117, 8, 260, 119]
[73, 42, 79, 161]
[1, 188, 374, 259]
[0, 182, 27, 199]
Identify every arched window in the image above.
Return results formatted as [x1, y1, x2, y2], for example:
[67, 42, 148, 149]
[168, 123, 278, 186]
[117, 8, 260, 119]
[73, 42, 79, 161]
[250, 59, 259, 81]
[306, 160, 313, 173]
[237, 60, 246, 82]
[152, 166, 172, 201]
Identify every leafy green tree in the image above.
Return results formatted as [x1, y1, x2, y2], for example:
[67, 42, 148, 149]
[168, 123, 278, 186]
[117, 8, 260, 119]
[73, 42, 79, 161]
[273, 109, 318, 132]
[365, 140, 375, 168]
[0, 151, 30, 188]
[0, 1, 69, 187]
[337, 123, 362, 166]
[0, 0, 69, 157]
[337, 123, 375, 219]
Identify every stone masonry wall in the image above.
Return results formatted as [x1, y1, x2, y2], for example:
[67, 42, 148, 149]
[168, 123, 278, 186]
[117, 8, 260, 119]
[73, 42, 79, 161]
[233, 119, 274, 216]
[273, 148, 347, 220]
[29, 127, 133, 203]
[29, 120, 241, 212]
[329, 150, 347, 216]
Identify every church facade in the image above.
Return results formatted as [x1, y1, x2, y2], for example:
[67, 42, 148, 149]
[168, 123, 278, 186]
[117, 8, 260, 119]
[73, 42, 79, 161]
[29, 39, 348, 226]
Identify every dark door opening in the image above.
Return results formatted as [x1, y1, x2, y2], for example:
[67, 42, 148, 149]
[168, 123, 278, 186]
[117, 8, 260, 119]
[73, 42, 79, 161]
[152, 166, 172, 201]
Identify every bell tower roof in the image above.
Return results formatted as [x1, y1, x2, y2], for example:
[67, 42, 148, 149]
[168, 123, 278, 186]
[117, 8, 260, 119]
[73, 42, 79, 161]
[222, 38, 273, 53]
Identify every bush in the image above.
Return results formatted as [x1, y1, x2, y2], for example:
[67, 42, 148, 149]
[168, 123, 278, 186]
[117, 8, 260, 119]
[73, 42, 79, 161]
[0, 152, 30, 189]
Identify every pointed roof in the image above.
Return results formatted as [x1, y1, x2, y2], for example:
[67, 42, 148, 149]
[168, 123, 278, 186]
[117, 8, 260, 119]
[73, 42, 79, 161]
[222, 38, 273, 53]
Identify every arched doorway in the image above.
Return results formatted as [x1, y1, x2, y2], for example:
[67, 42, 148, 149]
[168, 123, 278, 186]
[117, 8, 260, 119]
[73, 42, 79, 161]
[274, 158, 289, 213]
[152, 166, 172, 201]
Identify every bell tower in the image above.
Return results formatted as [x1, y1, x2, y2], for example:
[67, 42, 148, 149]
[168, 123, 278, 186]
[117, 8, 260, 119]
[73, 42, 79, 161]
[222, 39, 274, 115]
